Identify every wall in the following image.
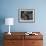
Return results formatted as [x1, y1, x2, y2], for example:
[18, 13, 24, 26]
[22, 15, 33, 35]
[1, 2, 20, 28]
[0, 0, 46, 32]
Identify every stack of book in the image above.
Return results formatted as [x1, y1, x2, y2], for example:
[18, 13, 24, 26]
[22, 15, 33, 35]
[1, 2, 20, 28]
[25, 32, 38, 35]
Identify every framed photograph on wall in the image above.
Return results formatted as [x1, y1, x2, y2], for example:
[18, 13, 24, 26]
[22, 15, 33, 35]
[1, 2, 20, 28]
[18, 9, 35, 23]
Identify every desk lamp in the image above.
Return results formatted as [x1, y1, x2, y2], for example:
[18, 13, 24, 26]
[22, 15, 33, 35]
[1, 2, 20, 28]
[5, 18, 14, 35]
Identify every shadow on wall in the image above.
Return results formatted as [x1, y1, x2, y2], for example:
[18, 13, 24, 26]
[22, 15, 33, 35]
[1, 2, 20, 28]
[0, 16, 5, 46]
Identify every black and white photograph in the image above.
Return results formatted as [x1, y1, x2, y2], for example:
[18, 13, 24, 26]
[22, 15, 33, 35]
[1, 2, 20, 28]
[18, 9, 35, 23]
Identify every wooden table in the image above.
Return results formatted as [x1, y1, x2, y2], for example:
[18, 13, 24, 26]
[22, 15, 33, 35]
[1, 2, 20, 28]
[4, 32, 43, 46]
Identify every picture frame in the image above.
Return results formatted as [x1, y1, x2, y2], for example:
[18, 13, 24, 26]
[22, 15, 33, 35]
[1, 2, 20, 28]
[18, 9, 35, 23]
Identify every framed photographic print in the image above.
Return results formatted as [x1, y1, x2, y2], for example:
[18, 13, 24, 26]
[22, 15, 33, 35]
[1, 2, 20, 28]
[18, 9, 35, 23]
